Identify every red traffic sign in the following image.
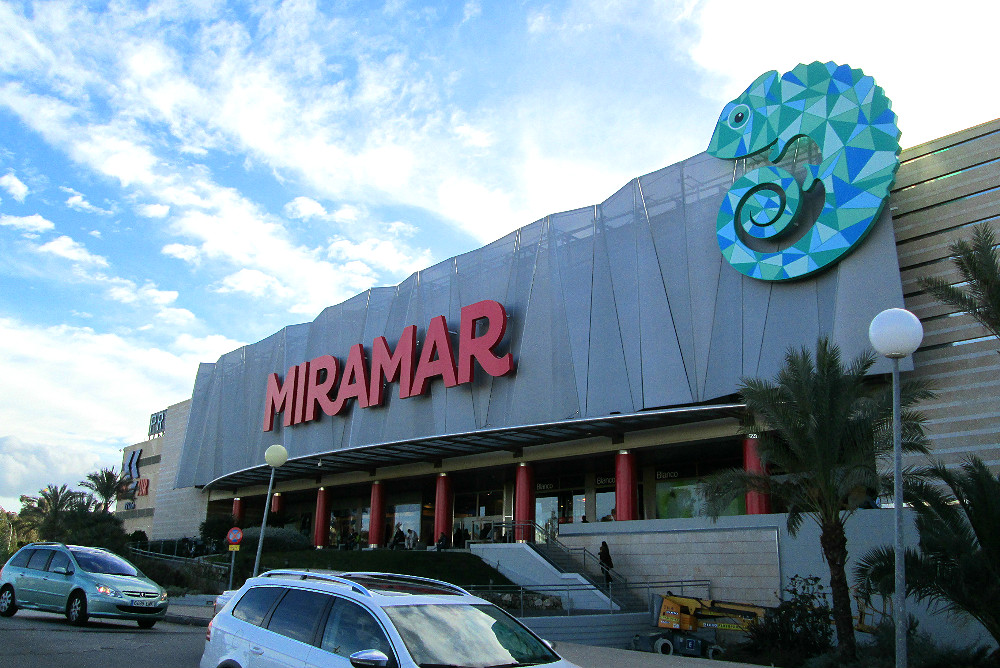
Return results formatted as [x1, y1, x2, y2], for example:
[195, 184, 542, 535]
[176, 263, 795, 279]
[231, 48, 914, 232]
[227, 527, 243, 545]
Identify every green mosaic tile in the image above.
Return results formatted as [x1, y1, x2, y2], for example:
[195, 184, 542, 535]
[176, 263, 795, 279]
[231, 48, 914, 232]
[707, 62, 901, 281]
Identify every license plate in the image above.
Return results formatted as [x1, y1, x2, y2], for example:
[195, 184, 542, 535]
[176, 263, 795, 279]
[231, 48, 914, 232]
[130, 599, 157, 607]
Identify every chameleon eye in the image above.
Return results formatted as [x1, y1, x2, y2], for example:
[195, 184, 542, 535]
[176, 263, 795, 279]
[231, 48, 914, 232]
[729, 104, 750, 129]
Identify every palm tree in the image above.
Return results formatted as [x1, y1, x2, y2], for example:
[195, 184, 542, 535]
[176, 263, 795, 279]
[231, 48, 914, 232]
[79, 468, 129, 512]
[855, 457, 1000, 647]
[919, 222, 1000, 349]
[702, 337, 932, 660]
[19, 484, 85, 540]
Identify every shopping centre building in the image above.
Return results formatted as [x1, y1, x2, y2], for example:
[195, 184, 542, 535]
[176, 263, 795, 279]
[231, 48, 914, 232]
[116, 64, 999, 610]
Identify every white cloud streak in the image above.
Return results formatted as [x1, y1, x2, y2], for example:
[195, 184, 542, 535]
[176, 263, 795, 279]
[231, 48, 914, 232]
[0, 171, 28, 201]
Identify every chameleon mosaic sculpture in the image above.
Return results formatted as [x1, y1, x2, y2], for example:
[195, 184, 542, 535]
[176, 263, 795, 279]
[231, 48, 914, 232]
[707, 61, 901, 281]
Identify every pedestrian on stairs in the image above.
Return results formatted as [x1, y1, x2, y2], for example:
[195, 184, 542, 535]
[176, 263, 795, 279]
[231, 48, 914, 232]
[599, 541, 614, 587]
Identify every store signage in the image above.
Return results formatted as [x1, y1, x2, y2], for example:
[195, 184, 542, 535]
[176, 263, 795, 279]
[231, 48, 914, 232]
[148, 410, 166, 437]
[707, 61, 901, 281]
[263, 299, 515, 431]
[596, 476, 616, 487]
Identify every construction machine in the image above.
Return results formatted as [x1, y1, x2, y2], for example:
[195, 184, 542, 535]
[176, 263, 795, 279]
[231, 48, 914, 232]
[632, 594, 769, 658]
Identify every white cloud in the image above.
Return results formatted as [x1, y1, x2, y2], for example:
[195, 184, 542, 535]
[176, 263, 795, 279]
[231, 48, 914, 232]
[685, 0, 1000, 147]
[162, 242, 201, 263]
[172, 332, 244, 362]
[328, 234, 433, 275]
[0, 172, 28, 202]
[36, 235, 109, 267]
[0, 435, 110, 514]
[61, 186, 114, 215]
[0, 316, 205, 508]
[107, 281, 178, 307]
[138, 203, 170, 218]
[283, 196, 328, 220]
[215, 268, 292, 299]
[0, 213, 54, 233]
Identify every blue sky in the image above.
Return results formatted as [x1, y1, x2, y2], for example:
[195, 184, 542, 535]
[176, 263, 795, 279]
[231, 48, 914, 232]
[1, 0, 998, 513]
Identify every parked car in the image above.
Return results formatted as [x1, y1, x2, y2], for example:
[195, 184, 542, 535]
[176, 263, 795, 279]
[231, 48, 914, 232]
[201, 569, 580, 668]
[0, 542, 168, 628]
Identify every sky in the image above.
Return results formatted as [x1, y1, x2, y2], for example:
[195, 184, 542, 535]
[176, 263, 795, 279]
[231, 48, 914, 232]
[1, 0, 998, 514]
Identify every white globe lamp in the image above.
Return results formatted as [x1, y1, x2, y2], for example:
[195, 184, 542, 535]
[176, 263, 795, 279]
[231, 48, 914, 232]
[869, 307, 922, 668]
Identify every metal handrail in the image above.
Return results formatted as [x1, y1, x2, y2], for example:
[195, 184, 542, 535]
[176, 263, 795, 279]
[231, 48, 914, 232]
[464, 578, 712, 617]
[128, 546, 229, 578]
[473, 520, 631, 587]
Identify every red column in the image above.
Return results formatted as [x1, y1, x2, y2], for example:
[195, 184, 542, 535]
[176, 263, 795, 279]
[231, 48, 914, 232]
[743, 436, 771, 514]
[232, 497, 245, 525]
[514, 463, 535, 541]
[270, 492, 284, 514]
[434, 473, 453, 548]
[615, 450, 638, 521]
[369, 481, 385, 548]
[313, 487, 329, 548]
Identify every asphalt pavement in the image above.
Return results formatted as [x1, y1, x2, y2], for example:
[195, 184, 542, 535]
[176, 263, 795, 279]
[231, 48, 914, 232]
[167, 596, 757, 668]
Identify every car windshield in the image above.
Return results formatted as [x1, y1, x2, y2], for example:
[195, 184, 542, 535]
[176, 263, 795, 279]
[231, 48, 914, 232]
[383, 603, 559, 668]
[70, 549, 138, 576]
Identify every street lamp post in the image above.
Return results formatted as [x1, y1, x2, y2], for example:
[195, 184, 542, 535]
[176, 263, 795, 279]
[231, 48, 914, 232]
[252, 444, 288, 577]
[869, 308, 923, 668]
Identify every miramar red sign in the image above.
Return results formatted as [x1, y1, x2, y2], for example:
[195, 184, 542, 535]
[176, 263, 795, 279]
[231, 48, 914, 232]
[263, 299, 514, 431]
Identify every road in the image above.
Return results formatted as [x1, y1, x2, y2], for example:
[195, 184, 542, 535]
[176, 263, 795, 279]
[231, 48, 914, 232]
[0, 611, 206, 668]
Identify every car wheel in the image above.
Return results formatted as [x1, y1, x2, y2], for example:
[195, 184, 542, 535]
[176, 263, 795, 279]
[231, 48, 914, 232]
[67, 592, 89, 626]
[652, 637, 674, 655]
[137, 619, 157, 629]
[0, 586, 17, 617]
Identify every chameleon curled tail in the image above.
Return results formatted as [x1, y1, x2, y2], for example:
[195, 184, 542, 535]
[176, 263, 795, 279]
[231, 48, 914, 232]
[706, 61, 901, 281]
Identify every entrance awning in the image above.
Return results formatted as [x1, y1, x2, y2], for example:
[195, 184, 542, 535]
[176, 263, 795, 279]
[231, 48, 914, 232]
[203, 402, 745, 491]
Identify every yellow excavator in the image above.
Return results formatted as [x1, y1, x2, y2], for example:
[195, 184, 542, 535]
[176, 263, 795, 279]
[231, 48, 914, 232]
[632, 594, 769, 658]
[634, 588, 890, 658]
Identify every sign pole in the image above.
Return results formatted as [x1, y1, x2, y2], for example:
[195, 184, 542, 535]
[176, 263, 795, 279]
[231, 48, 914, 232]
[229, 549, 236, 591]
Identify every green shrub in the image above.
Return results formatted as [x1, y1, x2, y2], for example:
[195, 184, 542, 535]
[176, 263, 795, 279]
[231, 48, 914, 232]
[804, 620, 996, 668]
[239, 526, 311, 553]
[199, 514, 239, 544]
[61, 509, 129, 553]
[742, 575, 834, 664]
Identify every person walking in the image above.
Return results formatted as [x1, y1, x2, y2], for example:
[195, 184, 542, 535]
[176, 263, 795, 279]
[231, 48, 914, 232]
[599, 541, 614, 588]
[389, 523, 405, 550]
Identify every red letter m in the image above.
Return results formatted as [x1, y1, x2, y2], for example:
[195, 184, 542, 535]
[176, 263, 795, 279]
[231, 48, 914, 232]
[263, 365, 299, 431]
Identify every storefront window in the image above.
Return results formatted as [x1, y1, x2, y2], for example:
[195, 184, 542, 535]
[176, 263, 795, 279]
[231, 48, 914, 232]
[655, 479, 745, 518]
[596, 490, 616, 521]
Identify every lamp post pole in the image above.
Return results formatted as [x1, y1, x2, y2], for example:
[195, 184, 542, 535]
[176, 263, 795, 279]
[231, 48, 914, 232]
[869, 308, 923, 668]
[252, 444, 287, 578]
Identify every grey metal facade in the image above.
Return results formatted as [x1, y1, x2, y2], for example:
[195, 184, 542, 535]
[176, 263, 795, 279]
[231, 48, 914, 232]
[176, 147, 907, 489]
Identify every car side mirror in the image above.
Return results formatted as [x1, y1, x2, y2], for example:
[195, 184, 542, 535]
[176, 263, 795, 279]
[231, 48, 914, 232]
[349, 649, 389, 667]
[51, 566, 71, 575]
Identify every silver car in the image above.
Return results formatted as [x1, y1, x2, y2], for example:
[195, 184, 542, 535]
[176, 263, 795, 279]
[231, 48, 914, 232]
[202, 570, 580, 668]
[0, 542, 168, 628]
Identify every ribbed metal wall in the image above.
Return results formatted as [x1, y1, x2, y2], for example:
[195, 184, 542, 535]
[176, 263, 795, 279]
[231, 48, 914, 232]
[893, 118, 1000, 471]
[177, 148, 908, 489]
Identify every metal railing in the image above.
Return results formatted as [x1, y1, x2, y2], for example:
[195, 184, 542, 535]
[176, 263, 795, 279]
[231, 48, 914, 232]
[128, 546, 230, 580]
[463, 578, 712, 617]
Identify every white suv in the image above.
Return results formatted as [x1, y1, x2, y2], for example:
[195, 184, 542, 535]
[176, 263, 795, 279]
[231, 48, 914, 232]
[201, 570, 580, 668]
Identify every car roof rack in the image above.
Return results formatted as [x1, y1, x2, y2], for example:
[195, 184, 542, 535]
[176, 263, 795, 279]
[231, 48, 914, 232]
[257, 570, 373, 597]
[339, 571, 472, 596]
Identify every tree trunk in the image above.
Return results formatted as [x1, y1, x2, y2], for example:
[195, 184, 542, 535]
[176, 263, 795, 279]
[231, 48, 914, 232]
[820, 520, 857, 659]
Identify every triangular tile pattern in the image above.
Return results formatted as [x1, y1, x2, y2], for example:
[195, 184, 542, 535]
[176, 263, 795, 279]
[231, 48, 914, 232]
[707, 61, 901, 281]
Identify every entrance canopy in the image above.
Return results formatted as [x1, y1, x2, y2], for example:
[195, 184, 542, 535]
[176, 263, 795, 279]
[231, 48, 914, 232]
[203, 403, 744, 491]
